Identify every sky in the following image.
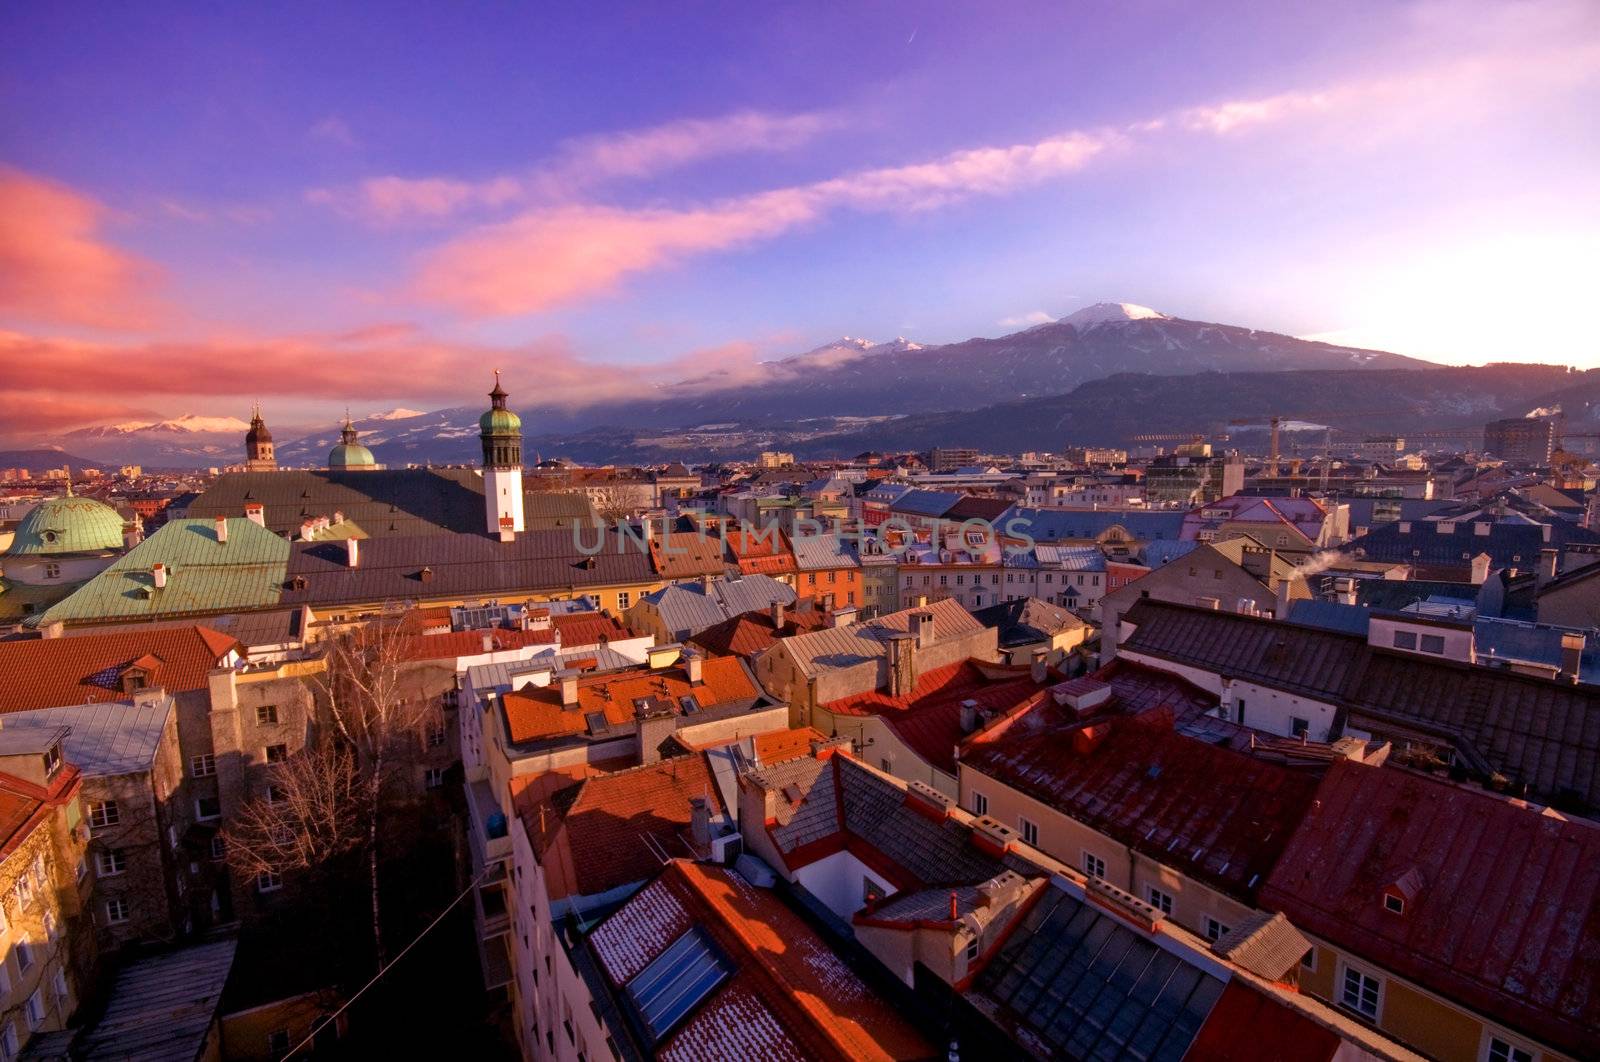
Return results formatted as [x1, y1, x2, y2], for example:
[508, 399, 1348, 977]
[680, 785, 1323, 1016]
[2, 0, 1597, 441]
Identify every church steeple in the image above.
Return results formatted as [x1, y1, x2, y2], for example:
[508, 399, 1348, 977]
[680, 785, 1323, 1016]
[245, 403, 277, 471]
[479, 372, 525, 540]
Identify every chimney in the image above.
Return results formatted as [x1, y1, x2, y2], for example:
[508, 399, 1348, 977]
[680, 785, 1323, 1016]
[1398, 521, 1411, 534]
[214, 516, 228, 544]
[689, 796, 711, 847]
[685, 648, 703, 685]
[558, 669, 580, 707]
[1274, 576, 1292, 619]
[1560, 632, 1585, 683]
[885, 631, 916, 697]
[498, 513, 516, 543]
[481, 632, 493, 654]
[959, 699, 980, 733]
[152, 563, 168, 589]
[700, 573, 714, 590]
[1470, 553, 1491, 585]
[914, 594, 929, 608]
[1333, 577, 1357, 606]
[345, 537, 360, 568]
[1030, 647, 1048, 685]
[1538, 548, 1559, 587]
[244, 503, 265, 527]
[770, 599, 786, 631]
[1475, 520, 1492, 536]
[1542, 522, 1552, 543]
[911, 609, 935, 648]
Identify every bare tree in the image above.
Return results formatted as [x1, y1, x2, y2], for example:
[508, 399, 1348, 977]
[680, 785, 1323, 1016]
[224, 613, 428, 968]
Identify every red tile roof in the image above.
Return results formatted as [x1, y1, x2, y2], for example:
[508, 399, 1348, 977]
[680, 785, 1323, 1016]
[501, 656, 759, 744]
[1186, 981, 1342, 1062]
[550, 611, 629, 647]
[961, 706, 1322, 902]
[724, 530, 797, 576]
[513, 754, 725, 899]
[0, 627, 239, 713]
[823, 660, 1049, 773]
[0, 764, 82, 860]
[589, 860, 931, 1061]
[1261, 760, 1600, 1057]
[688, 607, 829, 658]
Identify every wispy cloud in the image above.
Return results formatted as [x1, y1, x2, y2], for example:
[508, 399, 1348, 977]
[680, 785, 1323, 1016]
[416, 130, 1115, 315]
[998, 310, 1055, 328]
[0, 166, 162, 330]
[308, 114, 357, 147]
[310, 109, 842, 224]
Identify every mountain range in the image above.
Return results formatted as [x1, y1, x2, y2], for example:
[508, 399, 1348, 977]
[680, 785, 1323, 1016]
[30, 302, 1583, 467]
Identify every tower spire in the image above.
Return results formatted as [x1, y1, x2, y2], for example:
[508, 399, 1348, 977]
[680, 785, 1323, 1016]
[480, 372, 524, 539]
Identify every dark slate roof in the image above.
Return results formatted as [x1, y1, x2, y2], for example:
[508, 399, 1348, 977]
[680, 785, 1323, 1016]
[187, 469, 596, 538]
[1121, 599, 1600, 808]
[888, 489, 966, 518]
[280, 527, 656, 607]
[970, 597, 1087, 648]
[1342, 518, 1600, 569]
[1262, 760, 1600, 1057]
[998, 506, 1187, 543]
[969, 877, 1228, 1061]
[1340, 497, 1457, 530]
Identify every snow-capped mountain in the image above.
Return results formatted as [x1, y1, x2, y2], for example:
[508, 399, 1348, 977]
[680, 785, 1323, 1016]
[63, 414, 261, 466]
[95, 414, 253, 436]
[1060, 301, 1170, 327]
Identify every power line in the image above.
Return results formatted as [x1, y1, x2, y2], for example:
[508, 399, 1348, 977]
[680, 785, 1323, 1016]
[280, 864, 493, 1060]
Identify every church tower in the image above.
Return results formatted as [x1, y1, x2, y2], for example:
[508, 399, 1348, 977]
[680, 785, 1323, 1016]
[480, 372, 524, 540]
[245, 404, 277, 471]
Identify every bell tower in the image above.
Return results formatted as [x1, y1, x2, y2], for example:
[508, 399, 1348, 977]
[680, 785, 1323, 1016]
[480, 372, 524, 540]
[245, 403, 277, 471]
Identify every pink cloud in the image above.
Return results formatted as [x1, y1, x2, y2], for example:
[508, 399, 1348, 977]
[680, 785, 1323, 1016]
[0, 166, 162, 329]
[416, 130, 1113, 316]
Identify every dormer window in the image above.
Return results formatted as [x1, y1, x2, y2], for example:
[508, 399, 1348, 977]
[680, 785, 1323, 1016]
[41, 743, 61, 778]
[1383, 894, 1404, 915]
[121, 671, 148, 693]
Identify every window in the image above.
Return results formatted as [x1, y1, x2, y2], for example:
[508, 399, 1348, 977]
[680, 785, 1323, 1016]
[190, 754, 216, 777]
[196, 796, 221, 821]
[257, 870, 283, 893]
[14, 876, 31, 907]
[1019, 817, 1039, 846]
[265, 785, 287, 806]
[266, 1029, 291, 1054]
[1, 1026, 16, 1061]
[1147, 887, 1173, 915]
[425, 723, 446, 749]
[616, 592, 631, 609]
[1236, 699, 1246, 726]
[1083, 853, 1106, 879]
[1341, 966, 1381, 1019]
[15, 941, 32, 971]
[424, 768, 445, 789]
[104, 898, 129, 924]
[41, 744, 60, 778]
[1291, 716, 1310, 738]
[44, 563, 60, 580]
[1205, 917, 1231, 942]
[1300, 948, 1317, 972]
[1383, 893, 1405, 914]
[24, 989, 43, 1030]
[1420, 634, 1445, 655]
[1392, 630, 1417, 650]
[970, 791, 988, 816]
[1486, 1037, 1534, 1062]
[95, 848, 126, 876]
[42, 910, 56, 942]
[210, 836, 227, 861]
[265, 743, 288, 763]
[863, 877, 885, 906]
[88, 801, 119, 829]
[51, 969, 67, 1005]
[965, 937, 980, 961]
[256, 704, 279, 725]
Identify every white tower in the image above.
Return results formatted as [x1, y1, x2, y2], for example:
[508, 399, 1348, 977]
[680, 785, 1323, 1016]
[480, 372, 525, 541]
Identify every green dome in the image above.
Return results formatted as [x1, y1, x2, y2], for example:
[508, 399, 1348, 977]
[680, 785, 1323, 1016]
[479, 407, 522, 433]
[8, 497, 126, 556]
[329, 442, 377, 468]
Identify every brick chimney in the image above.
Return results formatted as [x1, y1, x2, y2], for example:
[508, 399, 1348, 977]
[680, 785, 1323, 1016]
[689, 796, 711, 847]
[910, 609, 935, 649]
[1560, 631, 1585, 683]
[885, 631, 916, 698]
[1538, 548, 1559, 588]
[1030, 647, 1048, 685]
[152, 563, 168, 589]
[685, 649, 703, 685]
[214, 516, 228, 544]
[770, 599, 786, 631]
[345, 538, 360, 568]
[557, 669, 580, 707]
[244, 503, 265, 527]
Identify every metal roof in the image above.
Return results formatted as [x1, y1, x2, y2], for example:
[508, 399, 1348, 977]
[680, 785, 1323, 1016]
[637, 575, 794, 639]
[888, 489, 965, 518]
[999, 506, 1187, 543]
[72, 939, 238, 1060]
[787, 533, 860, 571]
[36, 518, 289, 626]
[0, 696, 172, 776]
[6, 496, 126, 556]
[776, 598, 983, 679]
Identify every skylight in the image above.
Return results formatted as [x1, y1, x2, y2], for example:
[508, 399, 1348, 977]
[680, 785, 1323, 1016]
[626, 927, 731, 1044]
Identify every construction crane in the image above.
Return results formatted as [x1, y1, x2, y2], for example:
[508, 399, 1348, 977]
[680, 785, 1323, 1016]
[1227, 408, 1420, 477]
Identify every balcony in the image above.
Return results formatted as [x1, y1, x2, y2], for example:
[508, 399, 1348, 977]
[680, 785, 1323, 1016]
[465, 777, 511, 872]
[478, 880, 510, 940]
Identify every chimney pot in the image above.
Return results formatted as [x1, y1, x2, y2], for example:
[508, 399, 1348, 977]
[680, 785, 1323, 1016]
[152, 562, 168, 589]
[770, 599, 786, 631]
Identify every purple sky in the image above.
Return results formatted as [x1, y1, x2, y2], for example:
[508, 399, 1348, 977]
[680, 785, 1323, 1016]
[2, 0, 1597, 438]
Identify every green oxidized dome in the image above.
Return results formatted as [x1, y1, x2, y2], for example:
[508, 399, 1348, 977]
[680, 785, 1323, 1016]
[8, 496, 126, 556]
[479, 407, 522, 433]
[329, 442, 377, 468]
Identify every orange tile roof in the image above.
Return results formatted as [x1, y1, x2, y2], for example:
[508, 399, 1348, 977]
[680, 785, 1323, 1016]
[501, 656, 758, 744]
[0, 764, 81, 860]
[550, 611, 629, 647]
[648, 533, 728, 580]
[0, 627, 240, 713]
[513, 755, 725, 898]
[597, 860, 932, 1061]
[724, 531, 797, 575]
[752, 727, 827, 766]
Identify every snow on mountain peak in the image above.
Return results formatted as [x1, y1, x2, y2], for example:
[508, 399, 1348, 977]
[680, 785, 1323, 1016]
[1062, 302, 1169, 328]
[368, 408, 428, 421]
[103, 414, 251, 434]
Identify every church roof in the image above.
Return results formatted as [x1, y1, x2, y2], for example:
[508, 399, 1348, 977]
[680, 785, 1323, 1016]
[7, 496, 126, 556]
